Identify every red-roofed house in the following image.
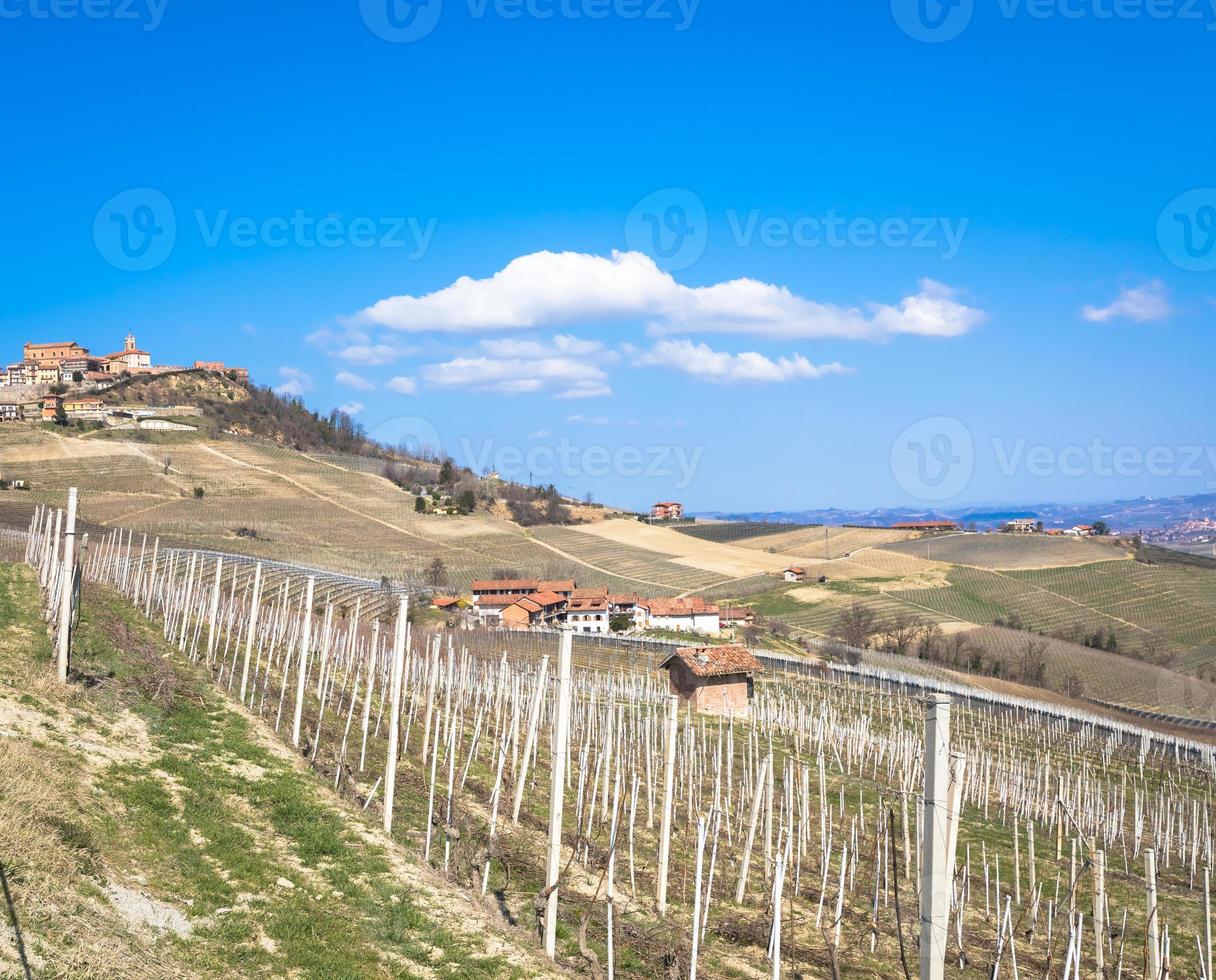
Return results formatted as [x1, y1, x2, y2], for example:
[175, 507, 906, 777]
[659, 645, 763, 717]
[652, 501, 684, 520]
[783, 566, 806, 583]
[638, 597, 720, 635]
[566, 594, 610, 633]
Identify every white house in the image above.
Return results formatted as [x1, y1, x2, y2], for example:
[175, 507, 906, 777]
[565, 595, 610, 634]
[638, 598, 721, 635]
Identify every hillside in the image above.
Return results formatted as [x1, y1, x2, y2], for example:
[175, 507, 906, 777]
[5, 428, 1216, 719]
[0, 563, 552, 978]
[13, 513, 1216, 979]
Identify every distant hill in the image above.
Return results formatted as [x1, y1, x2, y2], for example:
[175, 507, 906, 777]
[697, 492, 1216, 533]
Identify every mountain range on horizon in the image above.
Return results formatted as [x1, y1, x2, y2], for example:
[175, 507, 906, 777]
[694, 492, 1216, 535]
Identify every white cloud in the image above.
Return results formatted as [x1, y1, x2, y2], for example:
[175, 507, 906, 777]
[387, 376, 418, 395]
[357, 250, 985, 340]
[420, 335, 612, 399]
[530, 429, 552, 439]
[274, 366, 313, 397]
[339, 342, 413, 365]
[1082, 280, 1172, 324]
[337, 401, 365, 416]
[335, 370, 375, 391]
[636, 340, 850, 384]
[307, 325, 414, 365]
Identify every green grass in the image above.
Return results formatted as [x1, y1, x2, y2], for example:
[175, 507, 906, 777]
[0, 564, 536, 979]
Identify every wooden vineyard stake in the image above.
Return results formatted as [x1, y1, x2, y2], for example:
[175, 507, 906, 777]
[543, 630, 572, 959]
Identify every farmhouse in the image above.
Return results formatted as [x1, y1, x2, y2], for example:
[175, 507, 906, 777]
[639, 597, 721, 635]
[891, 521, 957, 532]
[719, 606, 754, 628]
[651, 501, 684, 520]
[659, 645, 763, 718]
[892, 520, 958, 532]
[41, 394, 62, 420]
[501, 591, 567, 629]
[1006, 519, 1039, 534]
[566, 595, 610, 633]
[0, 403, 23, 422]
[783, 566, 806, 583]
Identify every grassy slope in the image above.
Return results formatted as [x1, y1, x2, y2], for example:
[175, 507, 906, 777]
[0, 563, 553, 979]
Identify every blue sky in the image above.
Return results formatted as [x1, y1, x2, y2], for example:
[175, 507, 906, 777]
[1, 0, 1214, 511]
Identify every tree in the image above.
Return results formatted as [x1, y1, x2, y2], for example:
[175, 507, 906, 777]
[609, 613, 632, 633]
[916, 622, 945, 661]
[1016, 638, 1049, 685]
[414, 495, 428, 514]
[193, 486, 206, 499]
[425, 557, 447, 588]
[1092, 520, 1110, 536]
[879, 613, 924, 657]
[53, 402, 68, 426]
[832, 602, 879, 651]
[457, 489, 476, 515]
[438, 458, 455, 486]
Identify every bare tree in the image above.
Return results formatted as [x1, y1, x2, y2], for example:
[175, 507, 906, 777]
[832, 602, 879, 651]
[879, 613, 924, 657]
[425, 557, 447, 589]
[1016, 637, 1049, 686]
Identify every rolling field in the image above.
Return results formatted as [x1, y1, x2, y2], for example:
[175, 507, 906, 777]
[735, 523, 922, 559]
[530, 525, 728, 591]
[672, 520, 814, 544]
[881, 531, 1131, 569]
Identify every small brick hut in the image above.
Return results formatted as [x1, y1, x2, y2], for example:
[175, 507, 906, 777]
[659, 645, 763, 718]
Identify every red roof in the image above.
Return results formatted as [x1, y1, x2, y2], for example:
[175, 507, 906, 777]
[571, 585, 609, 599]
[431, 596, 461, 608]
[719, 606, 753, 621]
[476, 594, 532, 608]
[538, 579, 575, 593]
[642, 597, 719, 617]
[659, 645, 763, 679]
[530, 590, 567, 608]
[609, 593, 641, 605]
[472, 579, 538, 592]
[568, 596, 609, 612]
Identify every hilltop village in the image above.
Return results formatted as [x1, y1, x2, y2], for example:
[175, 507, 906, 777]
[0, 334, 246, 425]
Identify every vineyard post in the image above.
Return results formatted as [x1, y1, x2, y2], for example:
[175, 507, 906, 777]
[1092, 843, 1105, 973]
[205, 556, 223, 663]
[291, 576, 316, 748]
[238, 562, 263, 704]
[55, 487, 77, 683]
[657, 692, 679, 917]
[1205, 866, 1212, 980]
[920, 693, 950, 980]
[1146, 848, 1160, 980]
[382, 596, 408, 834]
[543, 630, 573, 959]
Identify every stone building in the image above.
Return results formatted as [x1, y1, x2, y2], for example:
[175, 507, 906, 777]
[659, 645, 763, 718]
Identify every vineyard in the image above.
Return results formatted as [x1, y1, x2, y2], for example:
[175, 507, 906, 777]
[881, 533, 1132, 570]
[18, 498, 1216, 979]
[672, 521, 813, 544]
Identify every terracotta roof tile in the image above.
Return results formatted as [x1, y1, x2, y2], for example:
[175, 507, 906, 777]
[659, 645, 763, 678]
